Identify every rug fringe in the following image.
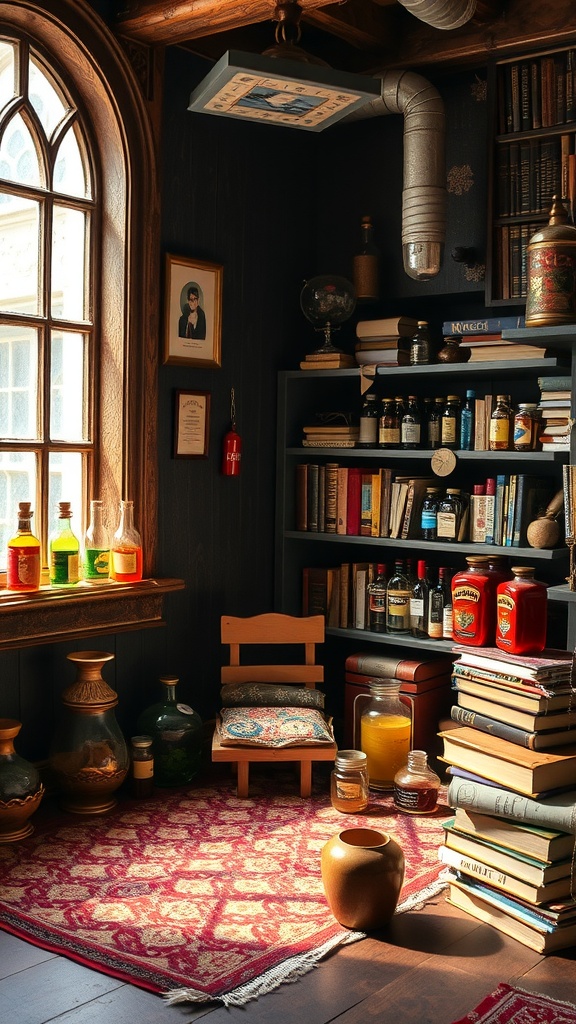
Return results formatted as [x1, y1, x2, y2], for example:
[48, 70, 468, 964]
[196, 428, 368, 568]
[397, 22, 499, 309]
[163, 930, 363, 1007]
[395, 875, 449, 914]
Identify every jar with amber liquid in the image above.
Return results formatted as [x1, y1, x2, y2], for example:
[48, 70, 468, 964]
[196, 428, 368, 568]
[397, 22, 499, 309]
[489, 395, 512, 451]
[393, 750, 440, 815]
[354, 680, 411, 791]
[330, 750, 369, 813]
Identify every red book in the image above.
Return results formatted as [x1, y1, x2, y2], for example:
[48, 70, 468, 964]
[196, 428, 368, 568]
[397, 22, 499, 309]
[346, 468, 362, 536]
[345, 651, 453, 682]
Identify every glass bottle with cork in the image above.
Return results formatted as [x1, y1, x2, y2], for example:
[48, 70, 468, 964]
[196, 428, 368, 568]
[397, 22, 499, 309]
[358, 391, 379, 448]
[436, 488, 462, 543]
[83, 499, 110, 583]
[136, 675, 203, 787]
[393, 750, 440, 815]
[49, 502, 80, 586]
[460, 389, 475, 450]
[378, 397, 400, 449]
[410, 320, 431, 366]
[330, 749, 369, 813]
[489, 394, 512, 451]
[367, 563, 387, 633]
[352, 215, 379, 304]
[428, 566, 449, 640]
[401, 395, 422, 449]
[495, 565, 547, 654]
[354, 680, 412, 791]
[513, 403, 536, 452]
[441, 395, 460, 449]
[7, 502, 41, 592]
[421, 486, 442, 540]
[111, 500, 143, 582]
[427, 397, 444, 448]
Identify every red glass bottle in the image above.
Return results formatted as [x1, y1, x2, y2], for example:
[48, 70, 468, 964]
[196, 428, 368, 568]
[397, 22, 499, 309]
[495, 565, 547, 654]
[451, 556, 496, 646]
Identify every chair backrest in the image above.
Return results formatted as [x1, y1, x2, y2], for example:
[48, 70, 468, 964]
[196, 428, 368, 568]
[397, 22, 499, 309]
[220, 613, 324, 689]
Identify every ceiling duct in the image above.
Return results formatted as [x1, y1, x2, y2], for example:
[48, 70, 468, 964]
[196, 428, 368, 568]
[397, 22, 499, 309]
[396, 0, 477, 30]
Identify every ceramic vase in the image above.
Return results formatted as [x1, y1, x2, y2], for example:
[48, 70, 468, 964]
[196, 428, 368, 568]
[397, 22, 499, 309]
[0, 719, 44, 842]
[49, 651, 129, 815]
[321, 826, 405, 930]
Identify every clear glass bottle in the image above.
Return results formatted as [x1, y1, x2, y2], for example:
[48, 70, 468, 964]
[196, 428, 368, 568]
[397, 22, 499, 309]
[358, 391, 379, 448]
[460, 389, 475, 450]
[7, 502, 41, 592]
[136, 676, 203, 787]
[385, 559, 410, 634]
[401, 395, 421, 449]
[353, 215, 379, 303]
[367, 563, 387, 633]
[130, 734, 154, 798]
[83, 499, 110, 583]
[111, 500, 143, 582]
[393, 750, 440, 815]
[428, 566, 448, 640]
[421, 486, 442, 540]
[496, 565, 548, 654]
[427, 397, 444, 449]
[410, 320, 431, 365]
[410, 560, 430, 638]
[330, 749, 369, 812]
[378, 397, 400, 449]
[49, 501, 80, 586]
[354, 680, 412, 791]
[441, 395, 460, 449]
[489, 394, 512, 451]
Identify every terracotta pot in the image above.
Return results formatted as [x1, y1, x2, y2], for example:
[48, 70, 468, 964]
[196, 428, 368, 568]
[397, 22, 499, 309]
[321, 826, 405, 930]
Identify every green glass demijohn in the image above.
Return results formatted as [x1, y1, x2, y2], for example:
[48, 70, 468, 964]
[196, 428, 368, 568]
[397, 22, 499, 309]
[136, 676, 203, 787]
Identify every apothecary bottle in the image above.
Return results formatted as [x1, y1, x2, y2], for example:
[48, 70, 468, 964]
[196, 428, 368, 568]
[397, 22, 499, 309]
[436, 488, 461, 543]
[513, 404, 534, 452]
[111, 500, 142, 582]
[83, 500, 110, 583]
[49, 502, 80, 586]
[378, 397, 400, 449]
[385, 559, 410, 634]
[330, 749, 369, 812]
[410, 320, 430, 366]
[136, 676, 203, 787]
[354, 680, 412, 791]
[460, 389, 475, 450]
[495, 566, 547, 655]
[358, 391, 379, 448]
[441, 395, 460, 449]
[421, 486, 441, 540]
[489, 394, 512, 451]
[367, 563, 387, 633]
[410, 560, 430, 638]
[401, 395, 421, 449]
[428, 566, 448, 640]
[393, 750, 440, 815]
[427, 397, 444, 448]
[451, 556, 496, 647]
[7, 502, 41, 592]
[130, 735, 154, 798]
[353, 215, 379, 303]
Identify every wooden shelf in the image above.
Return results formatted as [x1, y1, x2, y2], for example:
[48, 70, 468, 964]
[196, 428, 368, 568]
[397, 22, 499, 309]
[284, 531, 568, 560]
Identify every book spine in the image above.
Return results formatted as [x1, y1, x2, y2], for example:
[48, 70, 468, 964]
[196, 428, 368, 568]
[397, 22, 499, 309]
[442, 316, 525, 335]
[450, 704, 538, 748]
[295, 464, 308, 531]
[307, 463, 319, 532]
[439, 845, 516, 892]
[324, 463, 339, 534]
[448, 775, 576, 834]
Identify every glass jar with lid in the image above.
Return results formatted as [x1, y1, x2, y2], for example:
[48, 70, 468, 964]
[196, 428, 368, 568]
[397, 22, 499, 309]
[330, 749, 369, 812]
[353, 680, 412, 791]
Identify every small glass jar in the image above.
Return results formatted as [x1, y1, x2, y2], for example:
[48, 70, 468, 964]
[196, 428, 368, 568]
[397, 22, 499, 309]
[393, 750, 440, 815]
[130, 735, 154, 798]
[330, 749, 369, 813]
[354, 680, 412, 791]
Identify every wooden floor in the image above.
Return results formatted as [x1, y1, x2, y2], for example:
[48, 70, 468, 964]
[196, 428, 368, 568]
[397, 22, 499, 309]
[2, 892, 576, 1024]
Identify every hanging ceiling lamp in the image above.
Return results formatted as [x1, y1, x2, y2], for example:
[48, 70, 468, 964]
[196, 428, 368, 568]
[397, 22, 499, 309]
[187, 2, 380, 131]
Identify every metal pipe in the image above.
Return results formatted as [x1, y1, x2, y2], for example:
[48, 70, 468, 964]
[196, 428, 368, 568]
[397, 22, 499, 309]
[397, 0, 477, 30]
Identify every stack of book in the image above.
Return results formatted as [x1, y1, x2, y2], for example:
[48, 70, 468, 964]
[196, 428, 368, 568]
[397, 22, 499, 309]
[354, 315, 416, 366]
[442, 316, 527, 363]
[299, 350, 356, 370]
[536, 373, 572, 451]
[301, 424, 359, 448]
[439, 645, 576, 953]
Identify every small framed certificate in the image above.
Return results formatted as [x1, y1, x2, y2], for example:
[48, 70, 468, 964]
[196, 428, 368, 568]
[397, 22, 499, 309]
[174, 390, 210, 459]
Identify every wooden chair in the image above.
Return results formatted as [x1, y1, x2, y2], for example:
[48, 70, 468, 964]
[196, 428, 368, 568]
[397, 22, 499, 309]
[212, 612, 337, 797]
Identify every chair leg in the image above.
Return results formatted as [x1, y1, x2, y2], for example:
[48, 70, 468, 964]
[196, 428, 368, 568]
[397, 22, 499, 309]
[299, 761, 312, 798]
[236, 761, 250, 798]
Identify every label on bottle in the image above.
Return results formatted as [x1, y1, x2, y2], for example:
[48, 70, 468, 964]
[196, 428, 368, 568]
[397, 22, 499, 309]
[513, 415, 532, 449]
[442, 604, 454, 639]
[177, 703, 196, 715]
[50, 551, 79, 584]
[401, 423, 421, 444]
[437, 511, 457, 539]
[132, 760, 154, 779]
[428, 590, 445, 639]
[386, 591, 410, 630]
[8, 547, 40, 587]
[379, 427, 400, 445]
[421, 509, 437, 531]
[489, 418, 509, 445]
[410, 598, 424, 616]
[112, 550, 137, 575]
[453, 582, 481, 639]
[359, 418, 378, 445]
[84, 548, 110, 580]
[441, 417, 457, 445]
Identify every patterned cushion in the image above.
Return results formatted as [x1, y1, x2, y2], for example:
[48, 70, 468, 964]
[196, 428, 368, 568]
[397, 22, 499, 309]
[220, 682, 325, 709]
[216, 707, 334, 748]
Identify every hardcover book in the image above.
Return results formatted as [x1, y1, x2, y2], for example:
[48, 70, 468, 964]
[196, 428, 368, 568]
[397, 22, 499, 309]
[450, 704, 576, 750]
[438, 844, 573, 903]
[452, 647, 574, 683]
[447, 773, 576, 834]
[346, 651, 453, 682]
[454, 689, 576, 732]
[441, 822, 573, 885]
[356, 316, 418, 339]
[451, 807, 576, 863]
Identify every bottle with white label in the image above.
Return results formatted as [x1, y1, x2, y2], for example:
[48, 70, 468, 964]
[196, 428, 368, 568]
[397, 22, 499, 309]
[111, 500, 142, 582]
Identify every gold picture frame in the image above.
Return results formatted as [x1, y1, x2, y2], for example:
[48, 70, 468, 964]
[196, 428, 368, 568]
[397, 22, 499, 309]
[174, 390, 211, 458]
[163, 253, 223, 368]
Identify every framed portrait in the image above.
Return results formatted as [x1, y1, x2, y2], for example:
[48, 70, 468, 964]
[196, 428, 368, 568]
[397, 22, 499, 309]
[174, 390, 210, 458]
[163, 253, 223, 368]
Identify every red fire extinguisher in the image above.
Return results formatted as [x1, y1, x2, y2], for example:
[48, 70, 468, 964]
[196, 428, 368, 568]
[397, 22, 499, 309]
[222, 387, 242, 475]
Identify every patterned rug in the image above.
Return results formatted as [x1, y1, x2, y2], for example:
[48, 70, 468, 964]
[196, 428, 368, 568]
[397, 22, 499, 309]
[0, 773, 448, 1006]
[450, 982, 576, 1023]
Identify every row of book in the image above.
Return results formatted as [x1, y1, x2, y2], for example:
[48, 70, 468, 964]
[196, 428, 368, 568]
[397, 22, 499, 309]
[498, 51, 575, 135]
[487, 473, 554, 548]
[537, 373, 571, 451]
[440, 644, 576, 953]
[302, 561, 397, 630]
[497, 137, 568, 219]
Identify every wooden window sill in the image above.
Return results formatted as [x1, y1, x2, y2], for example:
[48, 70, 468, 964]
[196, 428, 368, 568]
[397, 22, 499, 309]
[0, 578, 185, 651]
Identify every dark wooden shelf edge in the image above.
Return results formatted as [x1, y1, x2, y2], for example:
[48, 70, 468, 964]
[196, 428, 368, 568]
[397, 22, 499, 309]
[285, 532, 568, 560]
[547, 583, 576, 603]
[286, 447, 567, 461]
[0, 577, 186, 650]
[325, 626, 454, 652]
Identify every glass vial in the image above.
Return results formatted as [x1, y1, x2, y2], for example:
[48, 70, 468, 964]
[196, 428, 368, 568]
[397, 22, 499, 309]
[513, 404, 534, 452]
[358, 391, 379, 448]
[421, 486, 441, 540]
[394, 750, 440, 815]
[49, 502, 80, 586]
[410, 320, 431, 365]
[355, 680, 412, 791]
[130, 735, 154, 798]
[83, 499, 110, 583]
[111, 500, 143, 582]
[330, 749, 369, 812]
[7, 502, 41, 592]
[353, 215, 379, 303]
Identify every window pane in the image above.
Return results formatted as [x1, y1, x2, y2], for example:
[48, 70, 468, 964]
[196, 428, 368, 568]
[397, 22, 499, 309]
[48, 450, 83, 541]
[51, 204, 86, 320]
[0, 111, 42, 187]
[29, 55, 68, 140]
[50, 330, 87, 440]
[0, 41, 16, 113]
[0, 450, 37, 572]
[0, 324, 39, 439]
[0, 194, 41, 314]
[54, 123, 91, 200]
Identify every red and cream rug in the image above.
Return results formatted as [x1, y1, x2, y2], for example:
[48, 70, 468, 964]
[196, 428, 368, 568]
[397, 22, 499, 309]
[450, 982, 576, 1023]
[0, 773, 448, 1006]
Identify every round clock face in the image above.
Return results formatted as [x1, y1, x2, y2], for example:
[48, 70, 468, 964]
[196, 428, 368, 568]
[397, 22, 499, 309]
[431, 447, 457, 477]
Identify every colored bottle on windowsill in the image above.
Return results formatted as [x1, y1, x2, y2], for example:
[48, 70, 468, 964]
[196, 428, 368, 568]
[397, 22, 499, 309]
[49, 502, 80, 586]
[111, 500, 143, 582]
[83, 499, 110, 583]
[7, 502, 41, 592]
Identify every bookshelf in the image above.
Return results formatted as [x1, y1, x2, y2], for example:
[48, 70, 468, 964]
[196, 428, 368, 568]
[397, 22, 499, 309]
[486, 46, 576, 307]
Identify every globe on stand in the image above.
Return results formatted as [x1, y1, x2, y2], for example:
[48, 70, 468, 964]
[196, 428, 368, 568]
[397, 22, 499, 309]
[300, 275, 356, 355]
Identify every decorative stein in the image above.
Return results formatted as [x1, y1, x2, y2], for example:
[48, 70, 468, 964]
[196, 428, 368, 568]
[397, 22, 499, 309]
[525, 196, 576, 327]
[321, 827, 405, 930]
[0, 719, 44, 842]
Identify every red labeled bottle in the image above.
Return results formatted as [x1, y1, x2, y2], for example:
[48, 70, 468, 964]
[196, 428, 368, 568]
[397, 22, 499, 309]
[495, 565, 547, 654]
[451, 556, 496, 646]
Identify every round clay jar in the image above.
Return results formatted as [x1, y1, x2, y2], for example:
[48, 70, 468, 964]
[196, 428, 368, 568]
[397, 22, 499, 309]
[321, 827, 405, 930]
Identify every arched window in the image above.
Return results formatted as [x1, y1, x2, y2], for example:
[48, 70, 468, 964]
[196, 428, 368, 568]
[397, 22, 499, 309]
[0, 1, 163, 641]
